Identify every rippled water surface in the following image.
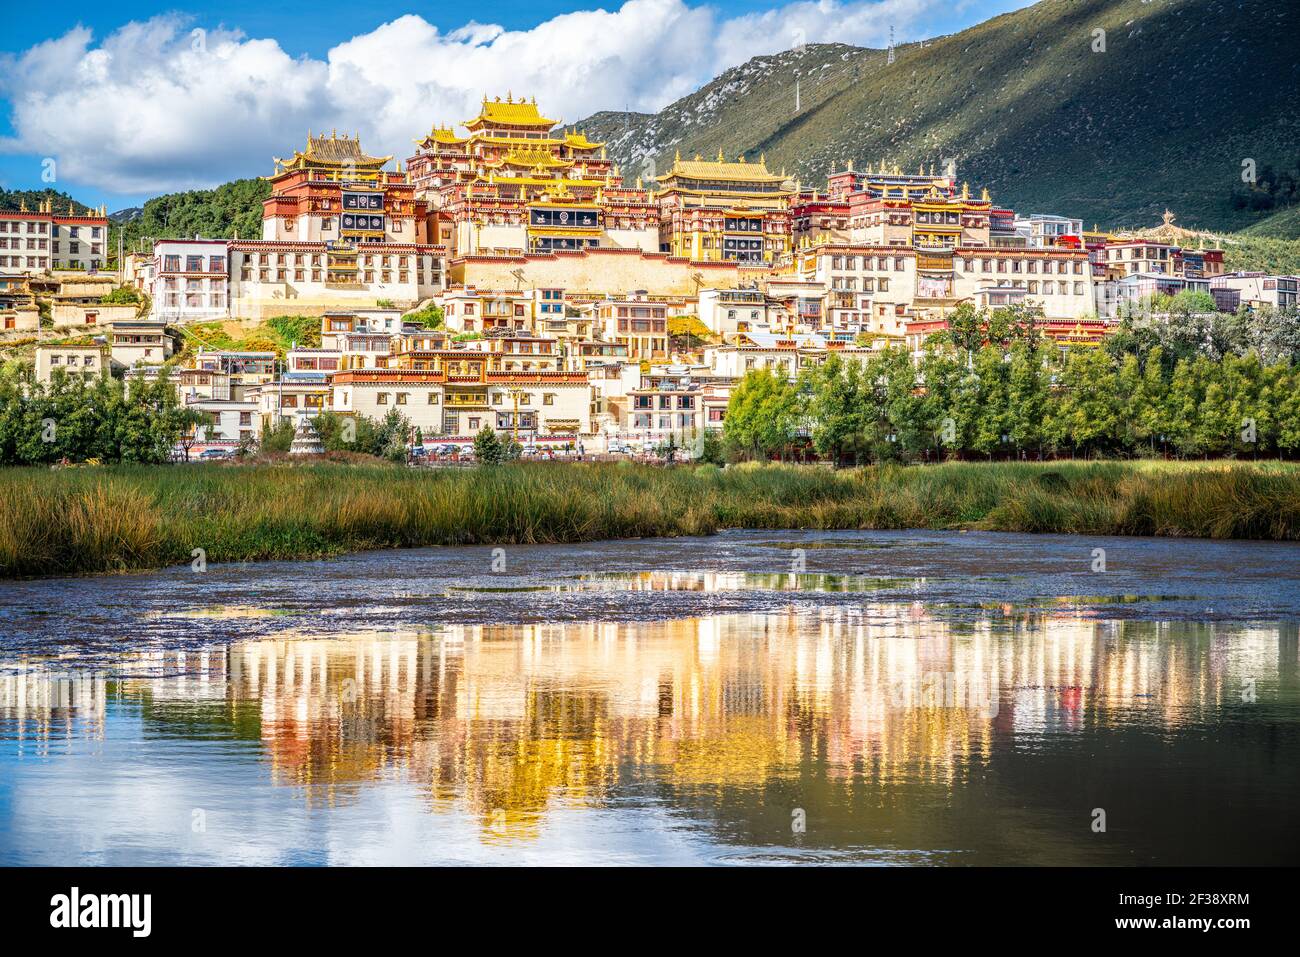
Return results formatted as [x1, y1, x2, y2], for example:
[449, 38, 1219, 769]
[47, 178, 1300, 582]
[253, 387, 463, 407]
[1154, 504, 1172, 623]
[2, 530, 1298, 865]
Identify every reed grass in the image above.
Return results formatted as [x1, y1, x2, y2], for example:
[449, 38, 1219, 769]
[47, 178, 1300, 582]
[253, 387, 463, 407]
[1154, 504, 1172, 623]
[2, 459, 1299, 579]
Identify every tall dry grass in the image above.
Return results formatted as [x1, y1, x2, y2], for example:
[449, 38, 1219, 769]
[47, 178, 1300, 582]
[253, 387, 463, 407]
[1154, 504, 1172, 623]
[2, 459, 1299, 578]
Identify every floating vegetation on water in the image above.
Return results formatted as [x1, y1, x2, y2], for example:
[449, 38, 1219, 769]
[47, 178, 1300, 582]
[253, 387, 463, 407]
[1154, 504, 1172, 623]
[151, 605, 294, 620]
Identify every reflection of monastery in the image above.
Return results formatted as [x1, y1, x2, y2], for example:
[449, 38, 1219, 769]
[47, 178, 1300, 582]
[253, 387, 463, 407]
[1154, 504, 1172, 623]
[1, 614, 1289, 837]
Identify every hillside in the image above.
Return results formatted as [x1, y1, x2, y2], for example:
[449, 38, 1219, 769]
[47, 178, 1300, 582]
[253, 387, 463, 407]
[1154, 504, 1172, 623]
[112, 178, 271, 258]
[572, 42, 900, 183]
[570, 0, 1300, 234]
[0, 187, 97, 216]
[1242, 205, 1300, 240]
[0, 180, 266, 266]
[110, 207, 144, 225]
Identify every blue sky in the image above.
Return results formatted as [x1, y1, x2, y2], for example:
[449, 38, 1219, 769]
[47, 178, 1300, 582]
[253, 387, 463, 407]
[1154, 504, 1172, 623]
[0, 1, 1032, 211]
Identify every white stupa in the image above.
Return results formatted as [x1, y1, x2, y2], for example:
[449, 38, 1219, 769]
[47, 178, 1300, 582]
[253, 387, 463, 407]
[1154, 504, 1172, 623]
[289, 418, 325, 456]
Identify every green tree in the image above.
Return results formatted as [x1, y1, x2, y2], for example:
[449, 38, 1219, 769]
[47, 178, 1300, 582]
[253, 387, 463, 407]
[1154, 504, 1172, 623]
[1044, 348, 1120, 457]
[723, 368, 802, 461]
[943, 302, 985, 356]
[474, 425, 504, 464]
[0, 365, 199, 464]
[880, 347, 930, 459]
[1164, 357, 1206, 456]
[403, 304, 444, 330]
[1192, 356, 1235, 457]
[699, 429, 726, 465]
[1006, 339, 1050, 457]
[917, 346, 974, 458]
[100, 286, 142, 306]
[806, 354, 868, 465]
[970, 345, 1013, 458]
[260, 418, 297, 454]
[1275, 365, 1300, 455]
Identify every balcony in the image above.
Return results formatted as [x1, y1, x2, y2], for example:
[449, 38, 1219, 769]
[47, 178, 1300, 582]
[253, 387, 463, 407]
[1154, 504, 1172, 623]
[445, 392, 489, 408]
[916, 252, 954, 272]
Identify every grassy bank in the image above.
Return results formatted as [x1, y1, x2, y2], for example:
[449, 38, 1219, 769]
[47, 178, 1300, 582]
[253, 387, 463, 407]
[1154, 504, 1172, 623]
[2, 460, 1300, 579]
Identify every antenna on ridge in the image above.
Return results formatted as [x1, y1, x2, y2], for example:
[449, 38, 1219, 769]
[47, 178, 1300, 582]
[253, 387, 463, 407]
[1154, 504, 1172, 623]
[887, 26, 896, 65]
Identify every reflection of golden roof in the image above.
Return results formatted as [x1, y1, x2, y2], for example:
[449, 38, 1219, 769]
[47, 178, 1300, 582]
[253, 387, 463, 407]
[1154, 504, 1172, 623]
[467, 95, 556, 129]
[46, 601, 1255, 846]
[275, 131, 391, 173]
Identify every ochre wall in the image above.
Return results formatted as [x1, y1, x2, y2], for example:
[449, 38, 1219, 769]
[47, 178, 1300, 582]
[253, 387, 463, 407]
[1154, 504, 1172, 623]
[449, 248, 768, 298]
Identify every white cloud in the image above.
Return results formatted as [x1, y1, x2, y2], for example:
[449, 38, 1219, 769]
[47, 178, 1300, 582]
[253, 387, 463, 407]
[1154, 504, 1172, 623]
[0, 0, 944, 195]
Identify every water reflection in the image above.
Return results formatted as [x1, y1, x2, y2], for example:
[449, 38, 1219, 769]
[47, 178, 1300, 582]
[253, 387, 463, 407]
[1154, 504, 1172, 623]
[443, 570, 928, 595]
[3, 605, 1296, 864]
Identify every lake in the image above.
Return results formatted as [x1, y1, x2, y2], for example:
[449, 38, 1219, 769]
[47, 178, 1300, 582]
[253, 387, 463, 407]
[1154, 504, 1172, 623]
[2, 529, 1298, 865]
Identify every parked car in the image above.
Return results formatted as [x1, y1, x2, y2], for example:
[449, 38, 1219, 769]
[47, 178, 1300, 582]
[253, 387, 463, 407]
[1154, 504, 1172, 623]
[198, 449, 229, 461]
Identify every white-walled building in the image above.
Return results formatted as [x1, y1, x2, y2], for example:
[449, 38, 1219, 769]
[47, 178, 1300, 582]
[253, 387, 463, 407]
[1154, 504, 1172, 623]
[1209, 272, 1299, 310]
[0, 201, 110, 274]
[191, 350, 276, 400]
[0, 274, 39, 332]
[697, 287, 774, 338]
[249, 380, 330, 430]
[320, 313, 398, 368]
[438, 287, 534, 335]
[150, 239, 230, 323]
[591, 292, 688, 361]
[228, 241, 443, 320]
[1014, 213, 1083, 248]
[110, 320, 173, 368]
[331, 368, 592, 441]
[34, 343, 110, 383]
[785, 243, 1095, 337]
[703, 332, 876, 380]
[188, 396, 260, 449]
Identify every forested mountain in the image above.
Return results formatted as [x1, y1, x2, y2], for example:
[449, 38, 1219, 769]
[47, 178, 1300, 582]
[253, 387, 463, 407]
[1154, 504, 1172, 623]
[571, 0, 1300, 234]
[0, 187, 98, 216]
[112, 179, 271, 256]
[12, 0, 1298, 260]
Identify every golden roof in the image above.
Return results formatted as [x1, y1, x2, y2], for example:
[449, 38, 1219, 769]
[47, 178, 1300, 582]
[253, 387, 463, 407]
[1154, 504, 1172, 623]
[483, 175, 607, 190]
[494, 147, 573, 170]
[564, 131, 602, 150]
[664, 151, 787, 184]
[416, 125, 467, 146]
[275, 131, 391, 172]
[467, 94, 556, 129]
